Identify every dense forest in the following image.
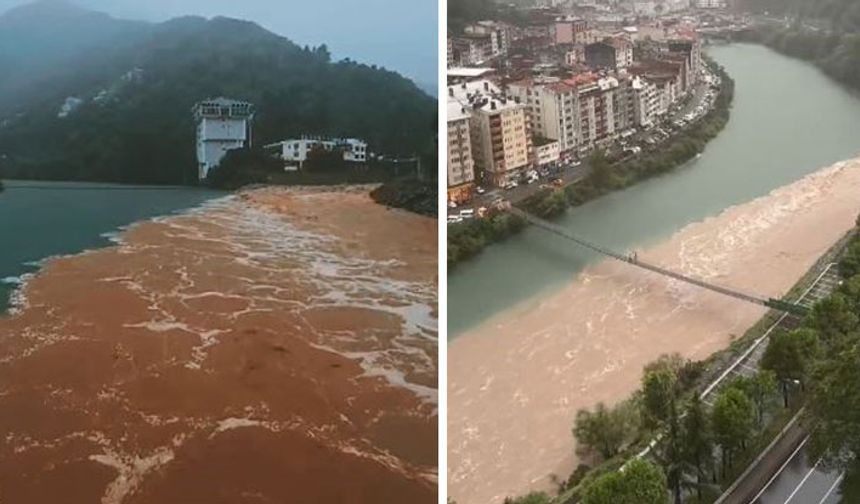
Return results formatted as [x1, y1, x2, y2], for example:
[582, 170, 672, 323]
[737, 0, 860, 32]
[0, 1, 435, 185]
[733, 0, 860, 92]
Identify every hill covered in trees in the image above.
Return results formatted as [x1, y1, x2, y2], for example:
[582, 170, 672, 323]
[734, 0, 860, 92]
[737, 0, 860, 32]
[0, 1, 435, 185]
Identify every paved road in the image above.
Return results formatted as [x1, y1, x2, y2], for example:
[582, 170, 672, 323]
[447, 70, 719, 222]
[714, 264, 845, 504]
[751, 437, 843, 504]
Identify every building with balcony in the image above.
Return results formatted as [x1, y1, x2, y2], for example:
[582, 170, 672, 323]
[449, 80, 533, 188]
[447, 100, 476, 203]
[192, 97, 254, 180]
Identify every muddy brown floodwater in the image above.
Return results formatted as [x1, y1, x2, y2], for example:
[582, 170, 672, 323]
[449, 158, 860, 504]
[0, 186, 438, 503]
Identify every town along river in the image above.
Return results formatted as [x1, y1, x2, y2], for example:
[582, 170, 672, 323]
[448, 43, 860, 503]
[449, 43, 860, 338]
[0, 181, 218, 311]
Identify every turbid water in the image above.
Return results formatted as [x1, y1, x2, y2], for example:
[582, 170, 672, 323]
[0, 186, 438, 502]
[448, 43, 860, 337]
[448, 44, 860, 503]
[0, 181, 218, 311]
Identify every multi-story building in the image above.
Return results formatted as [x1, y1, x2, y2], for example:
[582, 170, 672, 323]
[574, 74, 621, 153]
[565, 44, 586, 66]
[695, 0, 727, 8]
[265, 136, 368, 170]
[613, 75, 637, 133]
[509, 79, 580, 154]
[471, 99, 532, 187]
[535, 139, 561, 167]
[452, 34, 494, 66]
[553, 16, 588, 45]
[192, 97, 254, 180]
[447, 100, 475, 203]
[584, 38, 633, 70]
[449, 80, 533, 187]
[631, 75, 659, 127]
[465, 21, 511, 57]
[668, 36, 702, 87]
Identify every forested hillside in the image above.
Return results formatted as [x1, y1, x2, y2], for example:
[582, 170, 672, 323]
[735, 0, 860, 92]
[0, 1, 435, 185]
[737, 0, 860, 32]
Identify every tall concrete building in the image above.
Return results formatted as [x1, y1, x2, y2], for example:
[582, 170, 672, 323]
[192, 97, 254, 180]
[574, 74, 621, 153]
[464, 21, 511, 57]
[448, 80, 532, 188]
[585, 38, 634, 70]
[553, 16, 588, 45]
[447, 100, 476, 203]
[631, 75, 660, 127]
[509, 79, 579, 154]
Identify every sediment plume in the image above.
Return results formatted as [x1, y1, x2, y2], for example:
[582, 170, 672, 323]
[449, 158, 860, 503]
[0, 185, 438, 503]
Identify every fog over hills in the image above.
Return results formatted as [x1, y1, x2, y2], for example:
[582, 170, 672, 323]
[0, 0, 436, 184]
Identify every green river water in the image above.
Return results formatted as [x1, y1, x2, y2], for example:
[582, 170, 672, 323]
[0, 181, 218, 311]
[449, 43, 860, 338]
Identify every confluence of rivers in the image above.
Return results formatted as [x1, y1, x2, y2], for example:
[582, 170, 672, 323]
[448, 43, 860, 503]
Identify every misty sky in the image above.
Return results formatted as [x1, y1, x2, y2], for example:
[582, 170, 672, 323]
[0, 0, 438, 86]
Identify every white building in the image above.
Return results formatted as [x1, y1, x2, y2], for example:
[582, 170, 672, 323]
[265, 136, 368, 170]
[631, 76, 659, 128]
[464, 21, 511, 57]
[535, 140, 561, 167]
[508, 79, 580, 154]
[695, 0, 726, 8]
[192, 97, 254, 180]
[447, 100, 475, 203]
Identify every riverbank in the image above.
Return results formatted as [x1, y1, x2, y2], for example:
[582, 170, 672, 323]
[370, 178, 438, 217]
[0, 185, 438, 502]
[448, 158, 860, 504]
[447, 59, 734, 269]
[737, 24, 860, 92]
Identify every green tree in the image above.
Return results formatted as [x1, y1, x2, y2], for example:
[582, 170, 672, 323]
[573, 400, 638, 460]
[805, 293, 858, 343]
[711, 387, 755, 476]
[806, 336, 860, 493]
[761, 328, 819, 407]
[681, 395, 715, 501]
[642, 364, 679, 429]
[587, 149, 614, 189]
[581, 458, 668, 504]
[730, 370, 777, 426]
[503, 492, 552, 504]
